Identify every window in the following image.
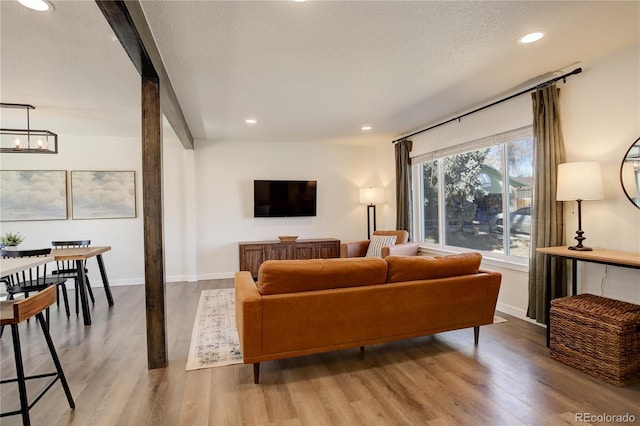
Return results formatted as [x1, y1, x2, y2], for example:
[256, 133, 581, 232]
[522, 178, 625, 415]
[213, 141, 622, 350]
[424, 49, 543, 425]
[415, 127, 533, 259]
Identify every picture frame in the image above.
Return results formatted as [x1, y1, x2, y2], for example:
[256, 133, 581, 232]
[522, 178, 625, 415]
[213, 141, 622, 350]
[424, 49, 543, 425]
[0, 170, 68, 221]
[71, 170, 136, 220]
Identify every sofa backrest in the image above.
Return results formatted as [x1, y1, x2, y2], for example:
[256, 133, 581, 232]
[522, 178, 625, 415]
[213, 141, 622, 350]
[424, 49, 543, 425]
[385, 253, 482, 283]
[258, 257, 388, 295]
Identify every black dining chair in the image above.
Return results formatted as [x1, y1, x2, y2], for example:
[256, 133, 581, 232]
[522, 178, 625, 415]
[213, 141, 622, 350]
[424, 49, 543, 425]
[0, 248, 70, 337]
[51, 240, 95, 315]
[0, 243, 10, 290]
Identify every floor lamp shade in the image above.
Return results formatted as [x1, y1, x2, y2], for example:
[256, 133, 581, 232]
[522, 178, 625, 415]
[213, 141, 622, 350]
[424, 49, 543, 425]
[556, 162, 604, 251]
[359, 187, 384, 205]
[359, 187, 384, 239]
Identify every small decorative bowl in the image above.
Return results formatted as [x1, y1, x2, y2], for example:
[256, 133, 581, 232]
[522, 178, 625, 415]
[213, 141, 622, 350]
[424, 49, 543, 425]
[278, 235, 298, 242]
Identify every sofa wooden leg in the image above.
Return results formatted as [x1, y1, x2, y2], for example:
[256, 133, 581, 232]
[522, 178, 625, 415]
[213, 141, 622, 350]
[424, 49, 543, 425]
[474, 326, 480, 345]
[253, 363, 260, 384]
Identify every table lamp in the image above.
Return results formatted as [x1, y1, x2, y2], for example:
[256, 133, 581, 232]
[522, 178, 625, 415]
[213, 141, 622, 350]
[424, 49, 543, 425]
[359, 187, 384, 239]
[556, 162, 604, 251]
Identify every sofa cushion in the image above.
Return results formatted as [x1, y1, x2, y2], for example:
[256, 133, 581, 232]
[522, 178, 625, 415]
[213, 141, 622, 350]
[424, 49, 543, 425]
[385, 253, 482, 283]
[258, 257, 388, 295]
[365, 234, 397, 258]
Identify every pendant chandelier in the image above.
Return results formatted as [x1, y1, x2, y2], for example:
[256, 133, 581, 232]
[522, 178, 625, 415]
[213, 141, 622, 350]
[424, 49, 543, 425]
[0, 103, 58, 154]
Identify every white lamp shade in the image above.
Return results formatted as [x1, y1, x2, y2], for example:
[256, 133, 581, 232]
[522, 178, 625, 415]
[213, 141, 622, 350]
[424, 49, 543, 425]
[359, 187, 384, 204]
[556, 162, 605, 201]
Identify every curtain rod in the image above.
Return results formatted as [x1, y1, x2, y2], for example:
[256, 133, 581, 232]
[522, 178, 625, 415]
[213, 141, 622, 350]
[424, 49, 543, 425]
[392, 67, 582, 144]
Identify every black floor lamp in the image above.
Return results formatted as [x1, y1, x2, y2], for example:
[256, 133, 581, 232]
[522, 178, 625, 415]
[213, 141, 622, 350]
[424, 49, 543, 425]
[556, 162, 604, 251]
[359, 187, 384, 239]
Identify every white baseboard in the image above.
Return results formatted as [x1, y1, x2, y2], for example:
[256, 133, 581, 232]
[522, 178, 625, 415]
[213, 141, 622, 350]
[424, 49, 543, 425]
[196, 272, 235, 281]
[167, 274, 199, 283]
[496, 302, 526, 319]
[75, 273, 229, 288]
[496, 301, 545, 327]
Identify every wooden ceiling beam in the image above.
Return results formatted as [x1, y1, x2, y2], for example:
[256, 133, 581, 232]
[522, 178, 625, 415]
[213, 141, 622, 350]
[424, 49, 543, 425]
[96, 0, 194, 150]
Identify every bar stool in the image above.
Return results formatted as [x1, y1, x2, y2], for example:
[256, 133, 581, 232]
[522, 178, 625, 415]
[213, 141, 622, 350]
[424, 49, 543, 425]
[0, 286, 75, 425]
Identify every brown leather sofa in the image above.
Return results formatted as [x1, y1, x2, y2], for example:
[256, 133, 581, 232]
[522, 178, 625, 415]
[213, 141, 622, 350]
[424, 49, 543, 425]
[340, 229, 420, 258]
[234, 253, 501, 383]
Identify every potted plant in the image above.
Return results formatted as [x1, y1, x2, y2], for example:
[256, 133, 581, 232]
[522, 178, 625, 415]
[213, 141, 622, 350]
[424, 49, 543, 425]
[0, 232, 25, 249]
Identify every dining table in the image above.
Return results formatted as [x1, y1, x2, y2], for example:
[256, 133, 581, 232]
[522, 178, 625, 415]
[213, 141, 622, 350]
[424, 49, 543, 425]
[0, 255, 53, 277]
[50, 246, 114, 326]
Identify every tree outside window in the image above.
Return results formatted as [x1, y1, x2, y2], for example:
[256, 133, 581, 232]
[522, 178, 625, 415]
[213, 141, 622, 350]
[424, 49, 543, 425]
[418, 128, 533, 258]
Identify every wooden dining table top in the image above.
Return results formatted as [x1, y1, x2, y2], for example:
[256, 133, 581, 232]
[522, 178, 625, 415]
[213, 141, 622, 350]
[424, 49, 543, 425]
[0, 256, 54, 276]
[50, 246, 111, 261]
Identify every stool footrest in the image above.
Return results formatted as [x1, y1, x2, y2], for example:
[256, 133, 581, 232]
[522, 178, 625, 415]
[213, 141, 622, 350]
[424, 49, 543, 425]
[1, 371, 58, 384]
[0, 374, 62, 417]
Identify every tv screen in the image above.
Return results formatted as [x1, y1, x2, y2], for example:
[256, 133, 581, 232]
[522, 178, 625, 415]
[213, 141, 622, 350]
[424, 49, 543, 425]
[254, 180, 317, 217]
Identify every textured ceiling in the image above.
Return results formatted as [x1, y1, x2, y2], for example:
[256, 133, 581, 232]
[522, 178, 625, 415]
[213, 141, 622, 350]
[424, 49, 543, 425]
[1, 1, 638, 146]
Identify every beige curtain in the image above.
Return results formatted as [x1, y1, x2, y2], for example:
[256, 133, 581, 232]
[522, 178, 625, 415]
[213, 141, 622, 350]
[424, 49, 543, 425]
[527, 85, 567, 323]
[395, 139, 413, 239]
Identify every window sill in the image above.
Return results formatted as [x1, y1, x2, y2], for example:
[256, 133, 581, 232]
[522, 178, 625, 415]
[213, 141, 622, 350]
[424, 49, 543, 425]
[418, 245, 529, 273]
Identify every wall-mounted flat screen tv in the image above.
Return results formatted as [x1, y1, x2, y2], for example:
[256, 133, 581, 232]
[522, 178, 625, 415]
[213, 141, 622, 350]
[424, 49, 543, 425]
[254, 180, 317, 217]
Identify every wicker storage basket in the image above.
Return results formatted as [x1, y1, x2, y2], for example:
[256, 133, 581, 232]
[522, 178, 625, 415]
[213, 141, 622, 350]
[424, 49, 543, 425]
[550, 294, 640, 387]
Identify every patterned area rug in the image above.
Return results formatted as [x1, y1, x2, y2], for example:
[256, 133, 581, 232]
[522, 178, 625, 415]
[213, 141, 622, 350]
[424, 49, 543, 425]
[493, 316, 507, 324]
[186, 288, 243, 371]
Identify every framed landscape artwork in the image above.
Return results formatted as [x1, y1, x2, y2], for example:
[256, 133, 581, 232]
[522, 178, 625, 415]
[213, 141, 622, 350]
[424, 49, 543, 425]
[0, 170, 68, 221]
[71, 170, 136, 220]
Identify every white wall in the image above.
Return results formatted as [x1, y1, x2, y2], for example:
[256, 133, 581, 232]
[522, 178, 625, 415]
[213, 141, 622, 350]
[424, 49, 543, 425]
[162, 133, 198, 282]
[3, 45, 637, 309]
[0, 132, 383, 285]
[0, 135, 145, 286]
[192, 140, 383, 279]
[407, 44, 640, 319]
[561, 44, 640, 303]
[376, 142, 399, 231]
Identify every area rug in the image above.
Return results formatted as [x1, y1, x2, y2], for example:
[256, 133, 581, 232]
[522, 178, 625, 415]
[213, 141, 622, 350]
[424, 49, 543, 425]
[493, 316, 507, 324]
[186, 288, 243, 371]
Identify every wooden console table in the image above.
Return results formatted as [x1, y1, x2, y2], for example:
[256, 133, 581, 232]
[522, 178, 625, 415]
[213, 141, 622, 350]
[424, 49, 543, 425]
[536, 246, 640, 347]
[239, 238, 340, 278]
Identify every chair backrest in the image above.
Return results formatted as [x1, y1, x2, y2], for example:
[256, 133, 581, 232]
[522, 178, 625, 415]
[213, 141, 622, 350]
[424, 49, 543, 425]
[52, 240, 91, 248]
[1, 248, 52, 287]
[52, 240, 91, 271]
[372, 230, 409, 244]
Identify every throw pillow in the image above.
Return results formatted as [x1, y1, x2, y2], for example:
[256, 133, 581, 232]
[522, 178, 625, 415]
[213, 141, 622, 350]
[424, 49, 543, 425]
[365, 235, 397, 258]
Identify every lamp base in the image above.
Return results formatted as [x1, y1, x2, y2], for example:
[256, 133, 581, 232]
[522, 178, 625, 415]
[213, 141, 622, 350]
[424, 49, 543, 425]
[568, 228, 592, 251]
[568, 245, 593, 251]
[366, 204, 377, 240]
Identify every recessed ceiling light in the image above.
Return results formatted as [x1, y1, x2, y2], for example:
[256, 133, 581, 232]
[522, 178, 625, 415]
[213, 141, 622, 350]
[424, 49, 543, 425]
[361, 126, 372, 131]
[294, 0, 307, 2]
[245, 119, 257, 125]
[519, 32, 544, 44]
[17, 0, 52, 12]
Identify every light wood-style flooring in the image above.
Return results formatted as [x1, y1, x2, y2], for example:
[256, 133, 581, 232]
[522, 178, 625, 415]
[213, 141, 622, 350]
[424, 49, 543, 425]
[1, 280, 638, 425]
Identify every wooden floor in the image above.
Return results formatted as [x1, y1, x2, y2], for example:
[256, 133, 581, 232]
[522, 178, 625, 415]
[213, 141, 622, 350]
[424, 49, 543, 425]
[1, 280, 638, 426]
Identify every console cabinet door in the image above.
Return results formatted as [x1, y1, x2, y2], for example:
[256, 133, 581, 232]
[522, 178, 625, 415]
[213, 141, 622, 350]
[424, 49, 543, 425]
[317, 241, 340, 258]
[294, 242, 316, 259]
[268, 243, 293, 260]
[239, 244, 267, 277]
